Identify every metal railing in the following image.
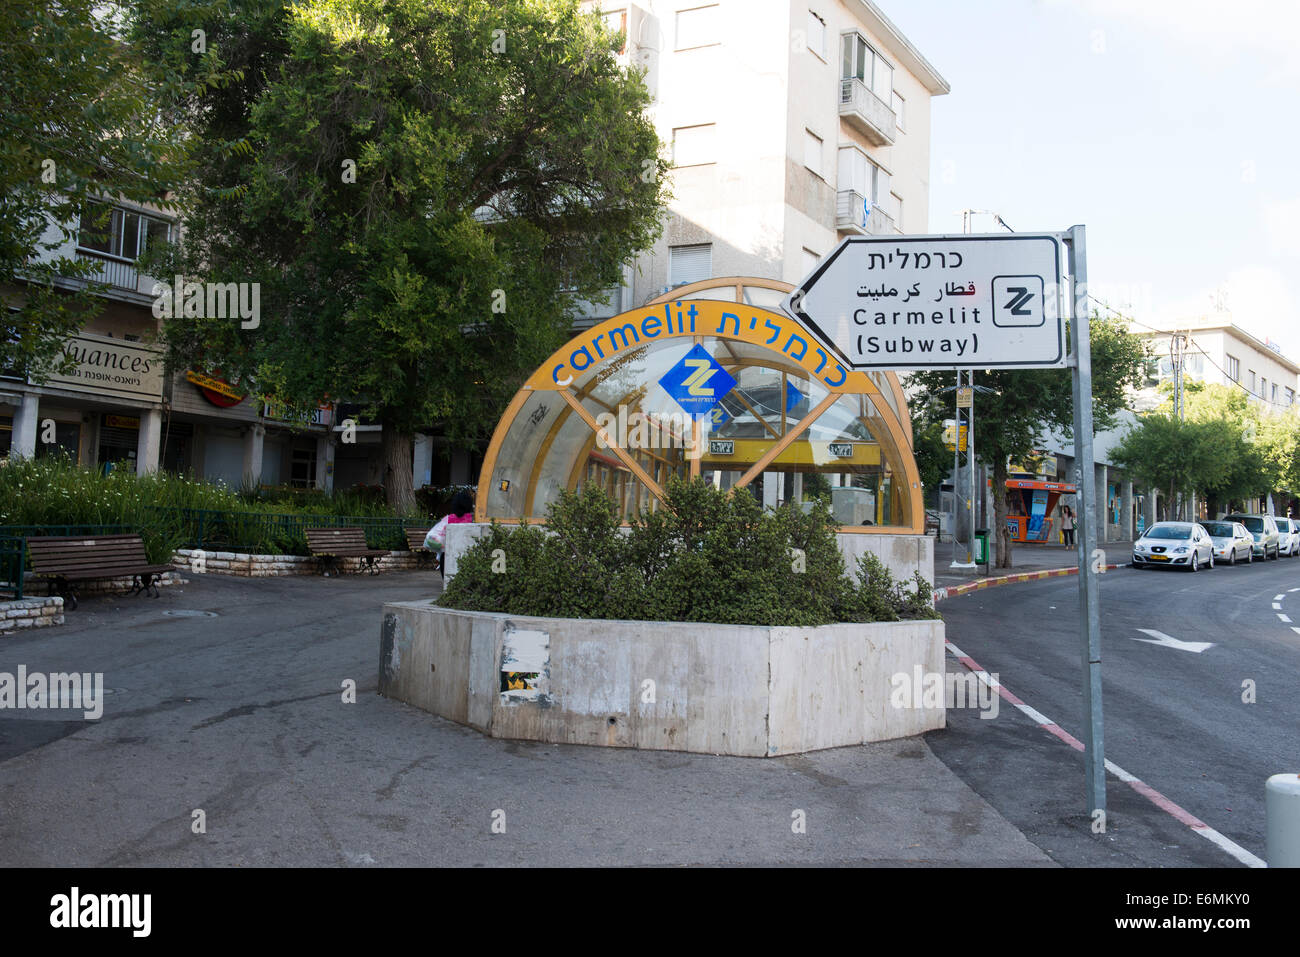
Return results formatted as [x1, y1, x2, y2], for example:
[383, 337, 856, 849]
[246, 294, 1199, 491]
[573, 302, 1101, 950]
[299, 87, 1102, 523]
[75, 249, 140, 291]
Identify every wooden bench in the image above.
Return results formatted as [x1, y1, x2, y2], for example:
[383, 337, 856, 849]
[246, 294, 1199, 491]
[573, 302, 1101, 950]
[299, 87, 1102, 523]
[404, 528, 444, 575]
[305, 527, 388, 576]
[26, 534, 174, 610]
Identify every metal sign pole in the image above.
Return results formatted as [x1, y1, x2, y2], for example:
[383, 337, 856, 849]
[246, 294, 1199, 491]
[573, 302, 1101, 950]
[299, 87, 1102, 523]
[1066, 224, 1106, 816]
[968, 369, 976, 565]
[952, 371, 960, 566]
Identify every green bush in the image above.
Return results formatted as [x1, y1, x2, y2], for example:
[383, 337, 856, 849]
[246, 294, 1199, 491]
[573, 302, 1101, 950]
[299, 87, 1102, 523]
[0, 455, 423, 560]
[439, 477, 941, 626]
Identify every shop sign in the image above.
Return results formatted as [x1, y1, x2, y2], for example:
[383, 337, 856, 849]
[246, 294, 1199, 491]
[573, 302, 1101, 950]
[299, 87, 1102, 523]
[41, 333, 164, 402]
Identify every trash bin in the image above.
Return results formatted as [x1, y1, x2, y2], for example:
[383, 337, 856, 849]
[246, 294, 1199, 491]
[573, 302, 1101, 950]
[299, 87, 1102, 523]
[974, 528, 989, 566]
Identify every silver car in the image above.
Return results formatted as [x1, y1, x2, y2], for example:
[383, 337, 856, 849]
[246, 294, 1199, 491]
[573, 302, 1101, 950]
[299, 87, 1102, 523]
[1200, 520, 1255, 565]
[1224, 514, 1281, 560]
[1278, 518, 1300, 557]
[1133, 521, 1215, 571]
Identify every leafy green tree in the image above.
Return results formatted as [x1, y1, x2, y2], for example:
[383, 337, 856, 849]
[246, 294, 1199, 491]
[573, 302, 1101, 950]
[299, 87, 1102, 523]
[1110, 413, 1248, 519]
[132, 0, 668, 510]
[0, 0, 218, 376]
[907, 314, 1147, 567]
[910, 418, 950, 507]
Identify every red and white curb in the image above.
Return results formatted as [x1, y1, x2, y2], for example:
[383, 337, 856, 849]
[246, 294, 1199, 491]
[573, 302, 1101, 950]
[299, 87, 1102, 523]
[946, 638, 1267, 868]
[934, 563, 1124, 604]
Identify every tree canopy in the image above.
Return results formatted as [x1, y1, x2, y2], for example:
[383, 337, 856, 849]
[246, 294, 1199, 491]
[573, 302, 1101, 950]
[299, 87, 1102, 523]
[908, 314, 1148, 567]
[0, 0, 214, 375]
[131, 0, 669, 508]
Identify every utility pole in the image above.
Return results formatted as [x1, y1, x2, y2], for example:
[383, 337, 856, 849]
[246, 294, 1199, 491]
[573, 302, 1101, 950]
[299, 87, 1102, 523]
[1170, 332, 1188, 518]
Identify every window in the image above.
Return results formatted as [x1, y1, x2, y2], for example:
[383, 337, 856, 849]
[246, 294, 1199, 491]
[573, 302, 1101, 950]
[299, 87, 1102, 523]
[892, 91, 906, 130]
[78, 202, 171, 262]
[1261, 376, 1267, 398]
[802, 247, 821, 275]
[837, 146, 889, 204]
[890, 192, 903, 229]
[804, 130, 823, 177]
[807, 11, 827, 58]
[1287, 387, 1295, 406]
[601, 8, 628, 55]
[841, 32, 893, 102]
[675, 4, 719, 50]
[1226, 354, 1240, 381]
[672, 124, 715, 167]
[1272, 382, 1279, 403]
[669, 244, 711, 286]
[1248, 370, 1256, 392]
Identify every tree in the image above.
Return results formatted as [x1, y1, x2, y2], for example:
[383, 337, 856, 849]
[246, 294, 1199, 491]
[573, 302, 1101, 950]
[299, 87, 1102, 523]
[132, 0, 668, 510]
[1110, 413, 1248, 519]
[0, 0, 213, 375]
[907, 314, 1147, 567]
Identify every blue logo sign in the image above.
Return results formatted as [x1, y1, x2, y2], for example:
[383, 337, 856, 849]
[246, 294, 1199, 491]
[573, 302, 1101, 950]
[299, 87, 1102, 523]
[659, 344, 736, 419]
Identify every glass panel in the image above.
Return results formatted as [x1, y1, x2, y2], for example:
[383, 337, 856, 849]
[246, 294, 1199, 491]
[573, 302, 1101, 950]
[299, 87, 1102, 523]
[740, 285, 786, 309]
[873, 54, 893, 101]
[145, 218, 171, 253]
[121, 211, 141, 261]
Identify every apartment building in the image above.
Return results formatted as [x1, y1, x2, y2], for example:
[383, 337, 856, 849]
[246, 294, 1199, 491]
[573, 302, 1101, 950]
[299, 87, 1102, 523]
[580, 0, 949, 318]
[1133, 314, 1300, 414]
[1, 201, 339, 487]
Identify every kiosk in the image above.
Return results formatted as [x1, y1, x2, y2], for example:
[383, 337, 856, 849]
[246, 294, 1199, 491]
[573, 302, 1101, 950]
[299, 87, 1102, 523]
[1004, 479, 1076, 543]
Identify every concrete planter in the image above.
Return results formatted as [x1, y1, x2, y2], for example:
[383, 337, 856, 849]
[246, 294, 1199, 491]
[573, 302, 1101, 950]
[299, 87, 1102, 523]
[379, 603, 945, 756]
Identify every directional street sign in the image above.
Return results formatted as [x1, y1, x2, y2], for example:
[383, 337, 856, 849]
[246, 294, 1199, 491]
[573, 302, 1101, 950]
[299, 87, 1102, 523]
[783, 234, 1065, 370]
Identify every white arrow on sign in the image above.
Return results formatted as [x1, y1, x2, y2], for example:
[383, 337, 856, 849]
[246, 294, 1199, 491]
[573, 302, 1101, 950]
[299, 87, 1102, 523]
[783, 233, 1066, 371]
[1133, 628, 1215, 653]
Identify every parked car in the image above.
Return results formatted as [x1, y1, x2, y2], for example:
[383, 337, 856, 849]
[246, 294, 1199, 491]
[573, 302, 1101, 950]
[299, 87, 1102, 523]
[1200, 520, 1255, 565]
[1277, 517, 1300, 557]
[1223, 513, 1281, 560]
[1132, 521, 1215, 571]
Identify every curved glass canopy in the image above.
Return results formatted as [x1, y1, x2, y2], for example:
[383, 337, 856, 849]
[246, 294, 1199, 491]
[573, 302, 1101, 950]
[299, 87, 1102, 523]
[476, 277, 923, 533]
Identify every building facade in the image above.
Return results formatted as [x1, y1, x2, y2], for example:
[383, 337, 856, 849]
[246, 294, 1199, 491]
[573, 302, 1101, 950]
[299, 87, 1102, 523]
[579, 0, 948, 319]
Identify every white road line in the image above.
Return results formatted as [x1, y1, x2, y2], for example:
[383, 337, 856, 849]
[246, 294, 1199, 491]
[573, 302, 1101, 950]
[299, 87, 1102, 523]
[1279, 614, 1292, 623]
[1275, 594, 1286, 602]
[1292, 627, 1300, 636]
[1290, 587, 1300, 593]
[1273, 603, 1282, 610]
[946, 639, 1264, 869]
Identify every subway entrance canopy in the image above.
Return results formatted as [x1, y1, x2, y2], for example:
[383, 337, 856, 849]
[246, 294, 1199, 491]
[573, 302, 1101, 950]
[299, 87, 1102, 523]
[477, 278, 923, 533]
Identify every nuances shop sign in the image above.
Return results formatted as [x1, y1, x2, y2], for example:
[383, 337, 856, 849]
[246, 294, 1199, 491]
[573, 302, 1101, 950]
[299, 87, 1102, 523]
[40, 333, 165, 402]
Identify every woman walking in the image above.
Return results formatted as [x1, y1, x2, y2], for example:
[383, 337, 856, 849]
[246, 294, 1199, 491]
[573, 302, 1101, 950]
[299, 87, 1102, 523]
[1061, 504, 1075, 547]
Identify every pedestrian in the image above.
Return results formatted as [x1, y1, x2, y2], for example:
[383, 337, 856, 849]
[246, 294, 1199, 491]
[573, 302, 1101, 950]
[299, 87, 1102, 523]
[1061, 504, 1075, 547]
[424, 490, 476, 575]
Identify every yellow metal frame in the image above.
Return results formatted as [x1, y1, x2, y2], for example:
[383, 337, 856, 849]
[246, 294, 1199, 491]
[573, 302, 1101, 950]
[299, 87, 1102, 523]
[476, 277, 924, 534]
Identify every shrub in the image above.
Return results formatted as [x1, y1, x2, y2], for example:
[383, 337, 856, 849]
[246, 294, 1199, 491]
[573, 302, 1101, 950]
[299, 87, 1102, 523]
[439, 476, 940, 626]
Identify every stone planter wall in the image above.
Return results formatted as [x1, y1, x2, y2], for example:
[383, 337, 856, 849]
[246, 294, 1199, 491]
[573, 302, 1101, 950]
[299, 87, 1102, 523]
[0, 597, 65, 635]
[171, 549, 426, 577]
[19, 572, 188, 600]
[379, 602, 945, 757]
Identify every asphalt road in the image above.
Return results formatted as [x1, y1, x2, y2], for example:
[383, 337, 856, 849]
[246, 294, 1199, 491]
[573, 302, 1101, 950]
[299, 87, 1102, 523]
[932, 554, 1300, 867]
[0, 573, 1052, 867]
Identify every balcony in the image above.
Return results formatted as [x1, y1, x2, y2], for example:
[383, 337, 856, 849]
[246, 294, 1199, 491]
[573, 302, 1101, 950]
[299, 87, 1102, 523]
[835, 190, 895, 236]
[838, 77, 896, 147]
[75, 248, 141, 293]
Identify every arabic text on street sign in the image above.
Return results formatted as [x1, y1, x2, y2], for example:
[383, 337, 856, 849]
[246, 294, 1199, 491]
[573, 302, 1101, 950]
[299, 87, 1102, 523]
[783, 234, 1065, 370]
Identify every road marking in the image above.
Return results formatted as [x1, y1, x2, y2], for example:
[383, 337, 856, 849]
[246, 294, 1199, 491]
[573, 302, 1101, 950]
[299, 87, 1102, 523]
[1289, 588, 1300, 593]
[1133, 628, 1215, 653]
[1275, 594, 1286, 602]
[1273, 602, 1283, 610]
[946, 639, 1266, 869]
[1279, 614, 1292, 623]
[1292, 627, 1300, 637]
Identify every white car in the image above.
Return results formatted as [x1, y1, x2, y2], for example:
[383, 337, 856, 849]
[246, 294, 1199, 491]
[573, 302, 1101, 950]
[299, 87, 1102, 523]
[1278, 518, 1300, 557]
[1132, 521, 1215, 571]
[1200, 520, 1255, 565]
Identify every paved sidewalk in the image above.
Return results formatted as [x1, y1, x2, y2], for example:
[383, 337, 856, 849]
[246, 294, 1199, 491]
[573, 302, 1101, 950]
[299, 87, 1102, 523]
[933, 540, 1135, 594]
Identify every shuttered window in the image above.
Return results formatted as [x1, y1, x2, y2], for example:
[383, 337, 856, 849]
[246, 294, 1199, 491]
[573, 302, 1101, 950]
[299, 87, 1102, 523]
[669, 244, 711, 286]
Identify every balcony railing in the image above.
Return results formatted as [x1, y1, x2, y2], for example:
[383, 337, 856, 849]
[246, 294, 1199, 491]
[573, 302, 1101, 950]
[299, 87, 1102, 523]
[838, 77, 896, 146]
[835, 190, 895, 236]
[75, 248, 140, 292]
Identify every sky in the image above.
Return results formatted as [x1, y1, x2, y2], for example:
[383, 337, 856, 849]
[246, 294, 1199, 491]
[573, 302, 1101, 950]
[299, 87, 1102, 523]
[884, 0, 1300, 357]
